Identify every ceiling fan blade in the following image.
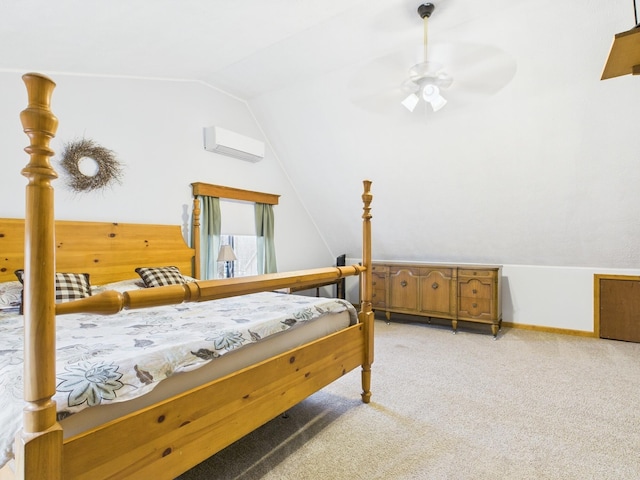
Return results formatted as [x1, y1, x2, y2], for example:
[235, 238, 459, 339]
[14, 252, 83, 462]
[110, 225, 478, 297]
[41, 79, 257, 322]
[348, 50, 414, 114]
[401, 79, 420, 94]
[429, 41, 516, 95]
[352, 88, 409, 115]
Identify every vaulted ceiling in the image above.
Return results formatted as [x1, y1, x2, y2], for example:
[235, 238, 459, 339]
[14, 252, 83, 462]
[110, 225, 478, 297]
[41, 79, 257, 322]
[3, 0, 639, 268]
[5, 0, 627, 99]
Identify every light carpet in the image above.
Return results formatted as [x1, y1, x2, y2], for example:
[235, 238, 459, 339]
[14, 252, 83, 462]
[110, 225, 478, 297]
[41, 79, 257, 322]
[178, 317, 640, 479]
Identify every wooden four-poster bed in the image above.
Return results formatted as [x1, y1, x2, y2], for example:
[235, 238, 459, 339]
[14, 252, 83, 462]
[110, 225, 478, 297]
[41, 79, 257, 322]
[0, 73, 374, 479]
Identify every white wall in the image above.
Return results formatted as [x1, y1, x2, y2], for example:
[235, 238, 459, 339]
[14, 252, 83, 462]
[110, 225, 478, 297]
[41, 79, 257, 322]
[3, 70, 637, 334]
[0, 71, 333, 273]
[502, 264, 640, 333]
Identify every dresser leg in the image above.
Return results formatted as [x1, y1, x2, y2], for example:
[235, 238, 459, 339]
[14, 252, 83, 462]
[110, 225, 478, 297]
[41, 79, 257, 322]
[491, 323, 499, 339]
[385, 311, 391, 324]
[452, 319, 457, 334]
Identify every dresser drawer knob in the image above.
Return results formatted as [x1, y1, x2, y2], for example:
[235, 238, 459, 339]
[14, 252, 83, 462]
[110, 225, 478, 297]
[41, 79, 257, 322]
[472, 303, 477, 308]
[432, 282, 439, 289]
[372, 281, 376, 286]
[400, 280, 407, 287]
[472, 289, 477, 294]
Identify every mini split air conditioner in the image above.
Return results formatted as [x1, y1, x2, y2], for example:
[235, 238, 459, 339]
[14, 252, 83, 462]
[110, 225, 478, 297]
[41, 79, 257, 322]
[203, 126, 265, 162]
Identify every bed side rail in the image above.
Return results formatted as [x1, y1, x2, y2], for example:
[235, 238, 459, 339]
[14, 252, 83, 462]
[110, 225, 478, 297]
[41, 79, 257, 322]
[55, 265, 366, 315]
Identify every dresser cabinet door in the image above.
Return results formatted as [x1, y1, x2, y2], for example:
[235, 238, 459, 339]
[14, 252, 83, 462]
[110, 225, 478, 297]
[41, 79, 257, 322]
[419, 267, 456, 317]
[389, 267, 419, 311]
[457, 269, 497, 320]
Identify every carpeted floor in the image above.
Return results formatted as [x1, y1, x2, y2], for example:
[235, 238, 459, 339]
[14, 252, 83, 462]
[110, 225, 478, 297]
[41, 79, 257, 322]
[178, 317, 640, 479]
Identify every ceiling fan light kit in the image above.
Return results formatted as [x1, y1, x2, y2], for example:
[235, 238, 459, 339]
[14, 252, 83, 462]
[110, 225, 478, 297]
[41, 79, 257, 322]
[401, 80, 448, 112]
[402, 2, 453, 113]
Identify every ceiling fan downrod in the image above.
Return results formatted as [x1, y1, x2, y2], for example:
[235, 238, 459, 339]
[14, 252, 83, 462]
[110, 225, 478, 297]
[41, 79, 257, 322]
[418, 3, 435, 63]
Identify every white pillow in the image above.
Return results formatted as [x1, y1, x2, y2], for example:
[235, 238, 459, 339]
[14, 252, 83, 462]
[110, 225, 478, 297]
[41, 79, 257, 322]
[0, 281, 22, 310]
[92, 278, 146, 294]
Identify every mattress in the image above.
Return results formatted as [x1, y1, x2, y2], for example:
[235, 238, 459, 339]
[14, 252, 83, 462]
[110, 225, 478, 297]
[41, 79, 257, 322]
[60, 307, 351, 438]
[0, 290, 357, 469]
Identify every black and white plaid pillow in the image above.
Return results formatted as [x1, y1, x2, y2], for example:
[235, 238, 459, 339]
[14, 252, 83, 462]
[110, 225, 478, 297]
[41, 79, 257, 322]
[54, 272, 92, 302]
[135, 266, 186, 288]
[14, 270, 92, 311]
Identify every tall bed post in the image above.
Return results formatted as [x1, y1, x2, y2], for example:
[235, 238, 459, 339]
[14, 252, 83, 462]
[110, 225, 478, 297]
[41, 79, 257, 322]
[15, 73, 62, 479]
[359, 179, 374, 403]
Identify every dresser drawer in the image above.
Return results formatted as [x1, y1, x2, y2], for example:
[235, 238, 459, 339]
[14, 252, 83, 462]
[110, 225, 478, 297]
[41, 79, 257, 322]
[371, 264, 389, 274]
[371, 272, 386, 289]
[458, 268, 498, 279]
[458, 278, 493, 300]
[458, 296, 493, 318]
[371, 269, 387, 309]
[372, 289, 386, 308]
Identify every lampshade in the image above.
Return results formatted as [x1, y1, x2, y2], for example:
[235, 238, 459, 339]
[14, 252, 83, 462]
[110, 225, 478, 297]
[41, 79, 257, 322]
[217, 244, 237, 262]
[401, 92, 420, 112]
[601, 26, 640, 79]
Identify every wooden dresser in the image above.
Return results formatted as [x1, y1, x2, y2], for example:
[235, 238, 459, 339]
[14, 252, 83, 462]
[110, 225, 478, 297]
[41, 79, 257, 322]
[371, 262, 502, 337]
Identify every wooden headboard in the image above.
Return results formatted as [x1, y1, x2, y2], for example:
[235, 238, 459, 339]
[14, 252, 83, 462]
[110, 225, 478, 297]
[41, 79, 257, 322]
[0, 218, 195, 285]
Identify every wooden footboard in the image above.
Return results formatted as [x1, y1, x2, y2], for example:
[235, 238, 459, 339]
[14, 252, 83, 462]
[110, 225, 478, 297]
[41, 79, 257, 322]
[62, 324, 365, 479]
[11, 72, 374, 480]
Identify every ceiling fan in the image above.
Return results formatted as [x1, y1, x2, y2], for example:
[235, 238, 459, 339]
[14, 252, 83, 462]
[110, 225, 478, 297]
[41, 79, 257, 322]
[347, 1, 517, 118]
[401, 3, 452, 113]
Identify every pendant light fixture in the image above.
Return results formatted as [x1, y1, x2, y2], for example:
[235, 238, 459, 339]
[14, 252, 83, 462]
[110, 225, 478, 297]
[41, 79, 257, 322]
[601, 0, 640, 79]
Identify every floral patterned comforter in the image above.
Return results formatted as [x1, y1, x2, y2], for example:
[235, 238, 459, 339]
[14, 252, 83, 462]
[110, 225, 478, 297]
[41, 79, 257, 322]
[0, 291, 357, 469]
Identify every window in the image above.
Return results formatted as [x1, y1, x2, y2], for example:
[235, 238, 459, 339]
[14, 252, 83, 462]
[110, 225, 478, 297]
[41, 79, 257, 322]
[219, 234, 257, 278]
[217, 199, 258, 278]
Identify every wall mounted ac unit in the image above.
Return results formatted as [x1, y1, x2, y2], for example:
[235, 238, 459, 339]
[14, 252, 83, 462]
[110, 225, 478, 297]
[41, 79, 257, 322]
[203, 126, 265, 162]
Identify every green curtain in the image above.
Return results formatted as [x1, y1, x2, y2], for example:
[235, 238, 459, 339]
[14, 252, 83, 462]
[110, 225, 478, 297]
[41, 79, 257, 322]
[255, 203, 277, 274]
[199, 195, 221, 279]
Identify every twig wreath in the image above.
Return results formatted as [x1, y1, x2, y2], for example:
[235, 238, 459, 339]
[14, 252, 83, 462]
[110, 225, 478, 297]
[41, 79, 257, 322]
[60, 138, 123, 192]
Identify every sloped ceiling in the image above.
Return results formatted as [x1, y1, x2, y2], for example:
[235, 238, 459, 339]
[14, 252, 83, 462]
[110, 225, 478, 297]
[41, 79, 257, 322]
[3, 0, 640, 268]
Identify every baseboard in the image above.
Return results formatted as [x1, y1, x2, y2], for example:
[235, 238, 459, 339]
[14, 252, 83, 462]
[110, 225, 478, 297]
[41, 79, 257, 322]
[503, 322, 597, 338]
[372, 311, 598, 338]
